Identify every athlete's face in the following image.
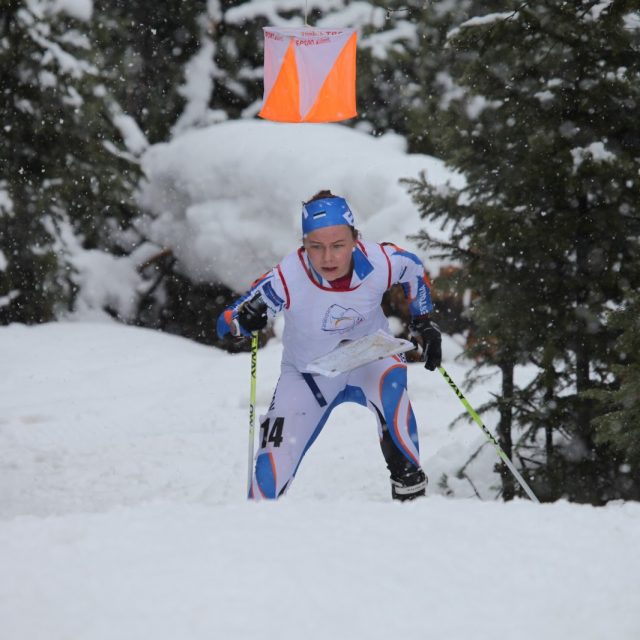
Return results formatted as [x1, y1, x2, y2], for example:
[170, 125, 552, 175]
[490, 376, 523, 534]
[303, 225, 356, 281]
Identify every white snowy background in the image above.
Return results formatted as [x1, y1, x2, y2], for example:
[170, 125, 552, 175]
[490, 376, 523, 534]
[2, 2, 640, 638]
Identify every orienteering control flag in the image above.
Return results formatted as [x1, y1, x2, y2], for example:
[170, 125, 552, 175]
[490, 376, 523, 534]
[259, 27, 357, 123]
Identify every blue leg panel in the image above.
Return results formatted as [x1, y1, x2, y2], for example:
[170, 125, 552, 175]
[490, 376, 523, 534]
[380, 365, 419, 466]
[255, 452, 277, 499]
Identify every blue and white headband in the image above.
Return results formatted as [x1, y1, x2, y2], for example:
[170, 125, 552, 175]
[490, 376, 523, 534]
[301, 197, 355, 235]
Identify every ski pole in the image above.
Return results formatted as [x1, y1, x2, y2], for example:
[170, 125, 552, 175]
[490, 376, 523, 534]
[247, 331, 258, 496]
[438, 366, 540, 503]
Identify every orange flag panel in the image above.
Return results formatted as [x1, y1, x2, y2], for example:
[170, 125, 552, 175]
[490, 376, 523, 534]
[259, 40, 301, 122]
[259, 27, 357, 124]
[304, 32, 357, 123]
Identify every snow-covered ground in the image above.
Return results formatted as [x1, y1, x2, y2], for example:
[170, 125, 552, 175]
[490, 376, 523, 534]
[1, 321, 639, 640]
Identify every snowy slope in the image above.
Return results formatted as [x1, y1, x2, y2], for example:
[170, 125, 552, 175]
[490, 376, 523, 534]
[1, 321, 639, 640]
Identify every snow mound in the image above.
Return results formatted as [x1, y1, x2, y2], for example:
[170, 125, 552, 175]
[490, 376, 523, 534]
[138, 120, 461, 291]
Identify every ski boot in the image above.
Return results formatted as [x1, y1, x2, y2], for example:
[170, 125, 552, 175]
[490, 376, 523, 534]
[391, 468, 427, 502]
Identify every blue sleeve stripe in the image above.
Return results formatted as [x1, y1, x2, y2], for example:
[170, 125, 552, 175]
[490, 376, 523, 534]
[392, 248, 423, 266]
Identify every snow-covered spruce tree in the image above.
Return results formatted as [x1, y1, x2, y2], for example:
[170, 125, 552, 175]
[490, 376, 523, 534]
[589, 287, 640, 497]
[353, 0, 508, 153]
[0, 1, 141, 324]
[92, 0, 206, 143]
[405, 1, 640, 503]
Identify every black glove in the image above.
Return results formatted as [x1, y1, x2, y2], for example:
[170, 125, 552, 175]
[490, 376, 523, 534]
[410, 315, 442, 371]
[237, 294, 268, 333]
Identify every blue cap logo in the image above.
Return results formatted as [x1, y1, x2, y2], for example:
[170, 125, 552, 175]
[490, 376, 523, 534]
[302, 197, 355, 235]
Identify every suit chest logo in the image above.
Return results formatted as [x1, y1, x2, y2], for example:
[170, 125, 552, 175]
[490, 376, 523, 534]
[322, 304, 364, 333]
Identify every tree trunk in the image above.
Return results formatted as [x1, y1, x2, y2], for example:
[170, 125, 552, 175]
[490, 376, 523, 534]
[575, 201, 594, 449]
[498, 360, 516, 500]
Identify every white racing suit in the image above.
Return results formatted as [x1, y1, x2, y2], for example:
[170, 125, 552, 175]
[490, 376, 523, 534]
[218, 240, 434, 499]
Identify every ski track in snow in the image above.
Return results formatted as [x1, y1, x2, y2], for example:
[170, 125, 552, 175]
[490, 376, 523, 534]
[1, 322, 639, 640]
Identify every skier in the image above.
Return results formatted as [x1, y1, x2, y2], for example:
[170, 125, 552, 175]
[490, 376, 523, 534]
[217, 191, 442, 501]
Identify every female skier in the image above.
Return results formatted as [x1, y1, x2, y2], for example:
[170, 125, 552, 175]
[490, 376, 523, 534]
[217, 191, 442, 501]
